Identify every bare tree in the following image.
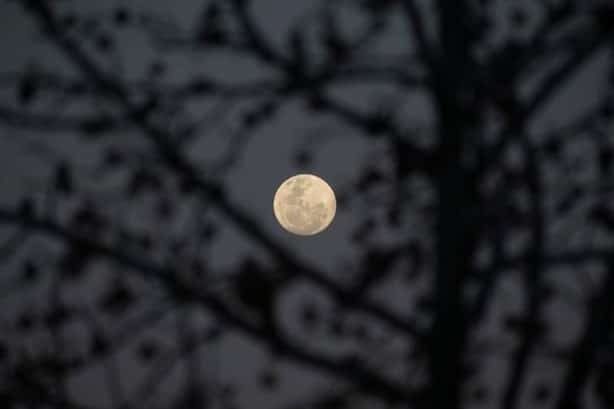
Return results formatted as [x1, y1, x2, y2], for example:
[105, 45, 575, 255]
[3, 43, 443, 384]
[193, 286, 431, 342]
[0, 0, 613, 408]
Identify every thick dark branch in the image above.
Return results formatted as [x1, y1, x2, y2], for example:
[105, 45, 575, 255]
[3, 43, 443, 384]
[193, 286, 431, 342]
[0, 208, 411, 403]
[0, 71, 92, 97]
[2, 386, 104, 409]
[400, 0, 438, 78]
[426, 2, 475, 408]
[228, 0, 288, 67]
[0, 69, 282, 101]
[330, 64, 425, 89]
[525, 30, 610, 116]
[554, 262, 614, 409]
[0, 106, 124, 133]
[501, 140, 545, 409]
[3, 353, 107, 409]
[468, 191, 506, 325]
[276, 387, 354, 409]
[166, 77, 281, 100]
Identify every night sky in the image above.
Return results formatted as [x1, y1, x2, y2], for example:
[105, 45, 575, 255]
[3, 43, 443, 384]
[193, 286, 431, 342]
[0, 1, 613, 409]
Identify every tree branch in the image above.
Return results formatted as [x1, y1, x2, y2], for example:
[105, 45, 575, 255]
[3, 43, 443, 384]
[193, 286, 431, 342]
[0, 106, 124, 133]
[554, 259, 614, 409]
[400, 0, 438, 79]
[0, 207, 412, 403]
[19, 0, 425, 343]
[484, 22, 612, 177]
[501, 139, 546, 409]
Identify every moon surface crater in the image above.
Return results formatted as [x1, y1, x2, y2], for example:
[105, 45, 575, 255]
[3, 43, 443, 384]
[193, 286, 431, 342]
[273, 174, 336, 236]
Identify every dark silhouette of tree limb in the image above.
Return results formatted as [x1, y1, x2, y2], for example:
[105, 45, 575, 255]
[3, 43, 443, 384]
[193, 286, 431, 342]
[20, 0, 425, 343]
[0, 207, 412, 403]
[502, 138, 546, 409]
[0, 1, 612, 408]
[554, 260, 614, 409]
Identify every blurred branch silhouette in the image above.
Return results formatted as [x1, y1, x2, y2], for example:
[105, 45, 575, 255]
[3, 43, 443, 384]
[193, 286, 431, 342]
[0, 0, 613, 409]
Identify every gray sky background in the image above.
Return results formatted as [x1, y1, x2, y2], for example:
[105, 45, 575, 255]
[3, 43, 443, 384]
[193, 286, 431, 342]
[0, 1, 611, 409]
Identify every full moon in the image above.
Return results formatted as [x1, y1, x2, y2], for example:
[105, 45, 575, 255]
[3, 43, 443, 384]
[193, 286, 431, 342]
[273, 174, 336, 236]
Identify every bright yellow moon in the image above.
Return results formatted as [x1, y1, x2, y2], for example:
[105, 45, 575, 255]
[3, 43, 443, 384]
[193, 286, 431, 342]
[273, 174, 336, 236]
